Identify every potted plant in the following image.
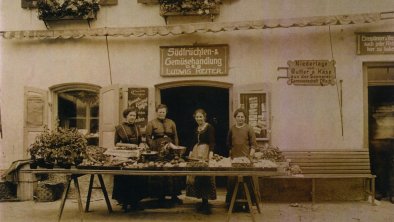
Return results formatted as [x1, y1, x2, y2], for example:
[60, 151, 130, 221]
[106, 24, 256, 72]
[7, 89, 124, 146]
[28, 127, 87, 169]
[37, 0, 100, 21]
[159, 0, 221, 17]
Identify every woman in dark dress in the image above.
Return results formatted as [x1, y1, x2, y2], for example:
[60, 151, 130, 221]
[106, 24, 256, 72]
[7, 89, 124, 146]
[226, 108, 257, 212]
[112, 108, 146, 212]
[145, 104, 183, 204]
[186, 108, 217, 214]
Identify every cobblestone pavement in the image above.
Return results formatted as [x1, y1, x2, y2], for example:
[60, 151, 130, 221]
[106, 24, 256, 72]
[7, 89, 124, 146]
[1, 189, 394, 222]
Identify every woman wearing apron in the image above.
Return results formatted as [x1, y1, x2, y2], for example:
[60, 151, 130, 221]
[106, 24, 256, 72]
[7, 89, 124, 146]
[186, 108, 217, 214]
[113, 108, 147, 212]
[145, 104, 183, 204]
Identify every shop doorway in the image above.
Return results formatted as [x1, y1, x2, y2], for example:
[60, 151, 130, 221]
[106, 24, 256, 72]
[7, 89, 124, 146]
[367, 64, 394, 200]
[161, 86, 230, 157]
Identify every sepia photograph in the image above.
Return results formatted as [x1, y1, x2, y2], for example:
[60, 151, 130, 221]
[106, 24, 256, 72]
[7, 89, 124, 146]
[0, 0, 393, 221]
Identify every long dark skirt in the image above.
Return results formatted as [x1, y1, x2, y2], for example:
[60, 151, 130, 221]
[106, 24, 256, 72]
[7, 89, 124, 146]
[146, 176, 183, 198]
[225, 176, 256, 204]
[112, 175, 147, 204]
[186, 176, 216, 200]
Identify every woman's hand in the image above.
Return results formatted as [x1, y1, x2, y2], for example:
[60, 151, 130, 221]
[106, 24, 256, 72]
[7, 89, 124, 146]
[250, 148, 256, 157]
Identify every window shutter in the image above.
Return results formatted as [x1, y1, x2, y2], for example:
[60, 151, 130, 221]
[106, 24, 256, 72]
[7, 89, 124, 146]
[99, 85, 120, 148]
[23, 87, 48, 158]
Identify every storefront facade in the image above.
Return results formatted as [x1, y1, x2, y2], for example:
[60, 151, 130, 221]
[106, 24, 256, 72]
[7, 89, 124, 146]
[1, 0, 394, 198]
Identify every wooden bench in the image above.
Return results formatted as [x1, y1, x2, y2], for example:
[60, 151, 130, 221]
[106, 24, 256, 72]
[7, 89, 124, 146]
[275, 149, 376, 205]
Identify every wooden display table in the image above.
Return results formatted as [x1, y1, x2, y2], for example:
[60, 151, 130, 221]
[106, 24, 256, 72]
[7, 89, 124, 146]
[22, 167, 282, 222]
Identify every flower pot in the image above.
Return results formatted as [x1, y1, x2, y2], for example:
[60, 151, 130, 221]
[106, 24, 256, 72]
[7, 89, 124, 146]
[74, 157, 83, 166]
[29, 161, 38, 169]
[41, 162, 54, 169]
[36, 158, 46, 168]
[57, 162, 72, 169]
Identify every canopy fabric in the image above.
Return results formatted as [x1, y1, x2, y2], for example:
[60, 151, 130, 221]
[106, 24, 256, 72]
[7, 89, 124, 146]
[1, 11, 393, 40]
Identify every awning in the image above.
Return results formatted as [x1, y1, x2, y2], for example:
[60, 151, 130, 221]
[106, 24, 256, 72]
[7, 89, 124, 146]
[1, 11, 393, 40]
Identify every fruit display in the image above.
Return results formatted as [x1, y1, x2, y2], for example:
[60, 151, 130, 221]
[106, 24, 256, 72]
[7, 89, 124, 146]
[231, 157, 252, 167]
[209, 154, 231, 167]
[186, 160, 209, 168]
[287, 164, 302, 175]
[253, 159, 278, 168]
[84, 146, 110, 165]
[254, 144, 286, 162]
[114, 143, 139, 150]
[79, 144, 282, 171]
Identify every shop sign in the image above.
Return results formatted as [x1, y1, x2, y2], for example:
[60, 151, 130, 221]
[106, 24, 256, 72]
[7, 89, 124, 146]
[127, 88, 148, 129]
[160, 45, 228, 77]
[278, 60, 336, 86]
[357, 32, 394, 55]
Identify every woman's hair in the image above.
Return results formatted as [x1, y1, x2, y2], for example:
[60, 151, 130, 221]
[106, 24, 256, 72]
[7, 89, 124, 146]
[233, 108, 248, 119]
[123, 107, 138, 118]
[193, 108, 207, 118]
[156, 104, 168, 112]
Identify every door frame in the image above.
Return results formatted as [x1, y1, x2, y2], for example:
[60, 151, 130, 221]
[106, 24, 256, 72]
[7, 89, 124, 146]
[363, 62, 394, 148]
[155, 80, 234, 126]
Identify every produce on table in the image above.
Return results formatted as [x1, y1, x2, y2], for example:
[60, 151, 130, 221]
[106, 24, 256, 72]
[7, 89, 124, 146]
[254, 144, 286, 162]
[253, 159, 278, 168]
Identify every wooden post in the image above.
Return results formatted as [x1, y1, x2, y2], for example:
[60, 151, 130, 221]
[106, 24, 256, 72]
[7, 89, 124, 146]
[17, 168, 37, 201]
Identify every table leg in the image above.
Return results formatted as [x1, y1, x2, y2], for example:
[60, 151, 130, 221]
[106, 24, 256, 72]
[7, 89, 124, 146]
[72, 176, 84, 222]
[371, 177, 376, 206]
[97, 174, 113, 213]
[312, 178, 316, 207]
[57, 177, 71, 222]
[85, 175, 95, 212]
[227, 176, 240, 222]
[243, 181, 256, 222]
[251, 177, 262, 213]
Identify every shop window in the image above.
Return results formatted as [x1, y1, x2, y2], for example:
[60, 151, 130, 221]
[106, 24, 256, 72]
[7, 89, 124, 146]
[51, 83, 100, 145]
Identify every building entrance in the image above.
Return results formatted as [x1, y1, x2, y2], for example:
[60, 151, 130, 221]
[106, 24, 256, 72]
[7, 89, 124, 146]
[161, 86, 230, 158]
[367, 64, 394, 201]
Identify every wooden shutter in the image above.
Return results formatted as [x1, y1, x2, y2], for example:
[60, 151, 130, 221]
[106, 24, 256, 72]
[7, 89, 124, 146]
[23, 87, 48, 158]
[99, 85, 120, 148]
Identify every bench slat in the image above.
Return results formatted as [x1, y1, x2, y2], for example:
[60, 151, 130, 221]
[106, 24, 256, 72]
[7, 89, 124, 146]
[293, 162, 370, 167]
[284, 154, 369, 158]
[288, 158, 370, 163]
[300, 166, 370, 170]
[300, 169, 371, 174]
[283, 150, 369, 154]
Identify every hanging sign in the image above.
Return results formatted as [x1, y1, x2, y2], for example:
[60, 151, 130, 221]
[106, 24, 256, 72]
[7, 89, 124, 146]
[127, 88, 148, 129]
[357, 32, 394, 55]
[160, 44, 229, 77]
[277, 60, 336, 86]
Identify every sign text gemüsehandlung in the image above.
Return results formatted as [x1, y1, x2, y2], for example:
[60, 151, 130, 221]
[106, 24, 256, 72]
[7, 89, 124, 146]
[160, 45, 229, 76]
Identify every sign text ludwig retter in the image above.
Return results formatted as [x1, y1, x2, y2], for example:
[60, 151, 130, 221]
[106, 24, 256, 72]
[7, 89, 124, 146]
[160, 45, 229, 76]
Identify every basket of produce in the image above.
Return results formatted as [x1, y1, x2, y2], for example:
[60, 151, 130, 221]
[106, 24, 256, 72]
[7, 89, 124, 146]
[169, 144, 187, 156]
[140, 151, 159, 161]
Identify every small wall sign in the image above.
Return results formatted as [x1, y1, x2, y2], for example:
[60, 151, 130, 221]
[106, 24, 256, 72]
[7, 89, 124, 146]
[160, 44, 228, 77]
[127, 88, 148, 129]
[278, 60, 336, 86]
[356, 32, 394, 55]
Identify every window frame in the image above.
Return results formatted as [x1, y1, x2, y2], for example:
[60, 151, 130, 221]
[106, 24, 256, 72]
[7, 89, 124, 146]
[49, 83, 101, 132]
